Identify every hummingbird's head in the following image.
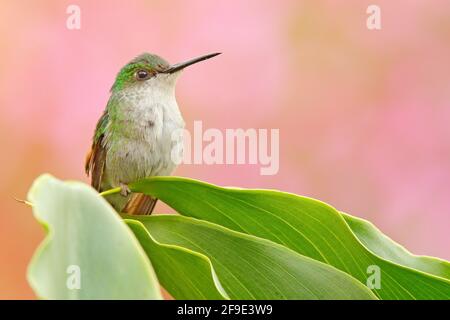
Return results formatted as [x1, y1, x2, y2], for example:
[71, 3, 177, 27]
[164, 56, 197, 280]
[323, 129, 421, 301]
[111, 52, 220, 93]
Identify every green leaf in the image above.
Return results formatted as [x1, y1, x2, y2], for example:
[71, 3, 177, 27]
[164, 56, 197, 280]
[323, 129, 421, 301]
[125, 219, 229, 300]
[128, 215, 377, 300]
[129, 176, 450, 300]
[342, 213, 450, 281]
[27, 174, 162, 299]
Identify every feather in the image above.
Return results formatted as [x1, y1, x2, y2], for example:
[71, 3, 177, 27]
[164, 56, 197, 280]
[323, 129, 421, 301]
[123, 194, 157, 215]
[85, 136, 107, 191]
[86, 110, 110, 191]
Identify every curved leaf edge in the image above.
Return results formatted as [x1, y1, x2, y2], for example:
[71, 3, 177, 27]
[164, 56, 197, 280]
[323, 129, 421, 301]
[125, 218, 230, 300]
[341, 212, 450, 282]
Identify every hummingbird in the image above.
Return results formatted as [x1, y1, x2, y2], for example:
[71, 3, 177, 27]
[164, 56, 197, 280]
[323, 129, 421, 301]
[85, 52, 220, 214]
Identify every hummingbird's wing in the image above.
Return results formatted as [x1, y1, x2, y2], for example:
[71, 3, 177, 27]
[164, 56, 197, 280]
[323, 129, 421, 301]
[85, 138, 106, 191]
[85, 112, 109, 191]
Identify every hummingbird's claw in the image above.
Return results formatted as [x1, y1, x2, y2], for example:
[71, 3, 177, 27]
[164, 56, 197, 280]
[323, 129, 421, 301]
[119, 183, 131, 197]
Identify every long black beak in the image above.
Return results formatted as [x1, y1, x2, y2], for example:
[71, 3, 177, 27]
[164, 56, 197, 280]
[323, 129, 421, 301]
[163, 52, 221, 74]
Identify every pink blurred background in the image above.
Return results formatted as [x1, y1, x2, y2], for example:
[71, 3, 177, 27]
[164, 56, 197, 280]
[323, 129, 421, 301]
[1, 0, 449, 299]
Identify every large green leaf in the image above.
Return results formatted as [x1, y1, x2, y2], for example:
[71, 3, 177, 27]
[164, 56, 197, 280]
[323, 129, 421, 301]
[342, 213, 450, 281]
[128, 176, 450, 300]
[128, 215, 377, 300]
[126, 219, 229, 300]
[27, 174, 161, 299]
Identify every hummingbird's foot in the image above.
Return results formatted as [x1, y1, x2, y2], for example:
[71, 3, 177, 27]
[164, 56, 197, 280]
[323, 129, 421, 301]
[119, 183, 131, 197]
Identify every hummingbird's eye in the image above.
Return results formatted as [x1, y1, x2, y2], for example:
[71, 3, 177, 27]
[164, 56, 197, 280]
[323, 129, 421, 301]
[135, 70, 150, 80]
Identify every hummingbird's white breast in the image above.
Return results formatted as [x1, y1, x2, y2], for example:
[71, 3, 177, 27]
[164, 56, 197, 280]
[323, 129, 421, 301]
[103, 72, 185, 190]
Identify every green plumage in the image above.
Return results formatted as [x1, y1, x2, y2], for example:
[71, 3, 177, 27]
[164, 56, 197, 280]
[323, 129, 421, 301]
[94, 111, 109, 143]
[111, 54, 170, 92]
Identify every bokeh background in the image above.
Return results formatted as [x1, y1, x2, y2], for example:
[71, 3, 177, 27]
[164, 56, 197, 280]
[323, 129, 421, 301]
[1, 0, 449, 299]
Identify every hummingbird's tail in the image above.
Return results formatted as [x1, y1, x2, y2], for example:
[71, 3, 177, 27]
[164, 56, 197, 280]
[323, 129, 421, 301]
[123, 194, 157, 215]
